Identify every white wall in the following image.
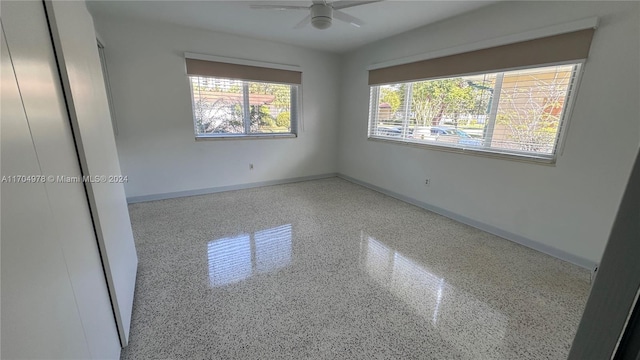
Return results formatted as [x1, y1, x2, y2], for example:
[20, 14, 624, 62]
[337, 1, 639, 265]
[92, 17, 341, 199]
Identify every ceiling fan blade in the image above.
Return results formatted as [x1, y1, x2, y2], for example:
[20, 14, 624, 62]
[293, 14, 312, 29]
[249, 4, 309, 10]
[333, 9, 364, 27]
[331, 0, 382, 10]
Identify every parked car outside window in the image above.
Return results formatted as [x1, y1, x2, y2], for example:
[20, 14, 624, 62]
[430, 126, 483, 146]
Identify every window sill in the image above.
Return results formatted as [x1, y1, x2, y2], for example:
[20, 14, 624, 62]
[195, 133, 297, 141]
[367, 136, 557, 165]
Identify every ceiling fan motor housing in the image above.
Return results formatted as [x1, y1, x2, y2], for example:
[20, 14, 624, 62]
[310, 4, 332, 29]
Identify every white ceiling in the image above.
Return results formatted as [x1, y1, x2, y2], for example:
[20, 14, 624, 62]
[86, 1, 497, 53]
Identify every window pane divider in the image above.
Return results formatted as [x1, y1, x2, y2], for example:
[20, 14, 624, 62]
[401, 84, 413, 139]
[242, 82, 251, 134]
[483, 72, 503, 148]
[368, 87, 380, 135]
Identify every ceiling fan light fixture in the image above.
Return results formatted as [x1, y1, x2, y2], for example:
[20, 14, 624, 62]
[310, 4, 332, 29]
[311, 17, 332, 29]
[252, 1, 376, 30]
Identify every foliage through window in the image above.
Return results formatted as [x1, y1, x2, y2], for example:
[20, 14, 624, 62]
[190, 76, 298, 137]
[368, 64, 581, 160]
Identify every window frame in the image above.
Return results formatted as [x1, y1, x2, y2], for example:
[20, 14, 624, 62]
[367, 60, 586, 164]
[97, 39, 118, 136]
[185, 53, 302, 141]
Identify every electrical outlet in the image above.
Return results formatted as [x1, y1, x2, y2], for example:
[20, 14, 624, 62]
[249, 163, 254, 170]
[425, 178, 431, 186]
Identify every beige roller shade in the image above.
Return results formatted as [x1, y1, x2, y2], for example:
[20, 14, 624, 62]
[368, 29, 595, 85]
[186, 58, 302, 85]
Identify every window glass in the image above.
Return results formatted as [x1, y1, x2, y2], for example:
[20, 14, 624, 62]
[189, 76, 298, 138]
[368, 64, 579, 160]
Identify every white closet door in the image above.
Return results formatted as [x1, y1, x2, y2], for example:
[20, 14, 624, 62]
[45, 0, 139, 345]
[0, 21, 93, 360]
[1, 1, 121, 357]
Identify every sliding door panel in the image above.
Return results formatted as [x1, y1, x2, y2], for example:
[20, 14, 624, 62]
[44, 0, 139, 345]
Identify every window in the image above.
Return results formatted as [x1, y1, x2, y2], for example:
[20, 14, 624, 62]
[369, 64, 580, 158]
[190, 77, 298, 136]
[367, 29, 595, 162]
[186, 55, 301, 139]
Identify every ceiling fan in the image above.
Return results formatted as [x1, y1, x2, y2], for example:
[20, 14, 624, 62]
[250, 1, 382, 30]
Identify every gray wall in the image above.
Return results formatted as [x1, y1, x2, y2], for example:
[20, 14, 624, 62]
[336, 1, 640, 265]
[92, 17, 342, 199]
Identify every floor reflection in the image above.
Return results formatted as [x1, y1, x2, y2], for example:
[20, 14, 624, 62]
[359, 231, 508, 357]
[208, 224, 292, 287]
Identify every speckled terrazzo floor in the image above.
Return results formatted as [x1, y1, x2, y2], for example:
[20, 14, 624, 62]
[122, 177, 590, 360]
